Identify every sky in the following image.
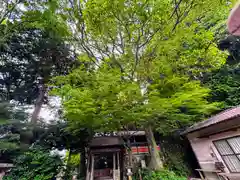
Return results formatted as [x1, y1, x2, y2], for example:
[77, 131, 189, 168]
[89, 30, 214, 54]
[24, 96, 62, 123]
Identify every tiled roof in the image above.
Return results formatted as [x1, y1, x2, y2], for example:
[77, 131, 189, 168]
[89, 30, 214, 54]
[0, 163, 14, 168]
[183, 106, 240, 134]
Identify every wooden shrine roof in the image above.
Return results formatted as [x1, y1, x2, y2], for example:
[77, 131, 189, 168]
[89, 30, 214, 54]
[183, 106, 240, 135]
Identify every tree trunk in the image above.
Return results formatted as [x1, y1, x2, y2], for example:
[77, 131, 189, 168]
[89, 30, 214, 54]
[21, 85, 45, 147]
[145, 126, 163, 170]
[31, 85, 45, 124]
[127, 139, 133, 168]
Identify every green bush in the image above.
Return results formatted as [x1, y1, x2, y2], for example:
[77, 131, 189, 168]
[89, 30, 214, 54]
[3, 147, 63, 180]
[142, 169, 187, 180]
[160, 136, 191, 176]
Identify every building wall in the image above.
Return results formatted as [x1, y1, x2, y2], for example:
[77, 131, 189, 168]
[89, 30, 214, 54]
[187, 129, 240, 180]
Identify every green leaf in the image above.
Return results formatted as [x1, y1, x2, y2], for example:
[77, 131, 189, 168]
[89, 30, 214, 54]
[1, 19, 7, 25]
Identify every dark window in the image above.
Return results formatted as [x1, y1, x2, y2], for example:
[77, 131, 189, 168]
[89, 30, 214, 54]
[129, 136, 134, 143]
[214, 136, 240, 172]
[94, 154, 113, 169]
[135, 135, 147, 143]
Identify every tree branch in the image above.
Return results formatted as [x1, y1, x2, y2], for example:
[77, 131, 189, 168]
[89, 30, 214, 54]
[171, 0, 195, 32]
[0, 0, 21, 24]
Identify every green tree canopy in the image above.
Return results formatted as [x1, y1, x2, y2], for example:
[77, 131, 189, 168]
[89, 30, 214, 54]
[53, 0, 234, 170]
[0, 28, 77, 105]
[204, 35, 240, 108]
[0, 0, 79, 163]
[54, 0, 232, 133]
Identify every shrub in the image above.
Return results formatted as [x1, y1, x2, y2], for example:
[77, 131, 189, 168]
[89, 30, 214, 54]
[3, 147, 63, 180]
[160, 136, 191, 176]
[142, 169, 187, 180]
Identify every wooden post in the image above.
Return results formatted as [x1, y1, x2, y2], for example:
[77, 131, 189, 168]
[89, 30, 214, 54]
[113, 153, 116, 180]
[86, 154, 90, 180]
[117, 152, 120, 170]
[86, 152, 92, 180]
[90, 154, 94, 180]
[117, 152, 120, 180]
